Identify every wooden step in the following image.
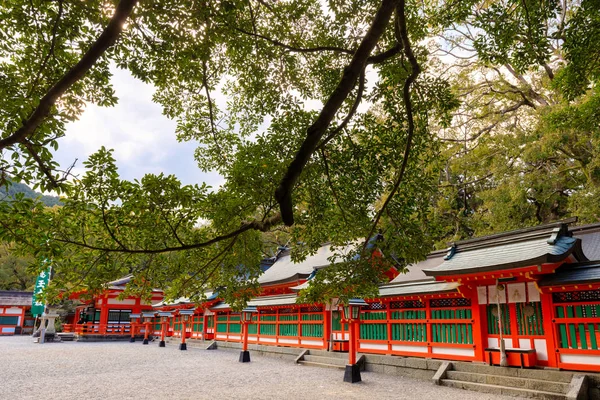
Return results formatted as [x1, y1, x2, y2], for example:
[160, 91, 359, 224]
[440, 379, 567, 400]
[446, 371, 569, 394]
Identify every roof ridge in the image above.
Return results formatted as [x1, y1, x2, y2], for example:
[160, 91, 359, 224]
[452, 217, 577, 246]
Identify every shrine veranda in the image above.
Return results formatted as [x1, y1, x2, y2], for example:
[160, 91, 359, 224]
[33, 220, 600, 373]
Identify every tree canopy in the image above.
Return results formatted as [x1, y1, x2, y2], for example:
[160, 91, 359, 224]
[0, 0, 598, 306]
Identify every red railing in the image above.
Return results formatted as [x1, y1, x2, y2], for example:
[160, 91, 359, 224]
[74, 322, 132, 335]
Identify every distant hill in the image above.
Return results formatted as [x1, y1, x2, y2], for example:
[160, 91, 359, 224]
[0, 181, 62, 207]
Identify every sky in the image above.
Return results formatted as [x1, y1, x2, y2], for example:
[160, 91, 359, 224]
[53, 68, 224, 190]
[51, 61, 375, 196]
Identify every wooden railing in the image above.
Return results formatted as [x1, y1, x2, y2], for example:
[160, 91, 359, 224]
[357, 299, 476, 361]
[214, 307, 327, 349]
[74, 322, 132, 335]
[550, 291, 600, 371]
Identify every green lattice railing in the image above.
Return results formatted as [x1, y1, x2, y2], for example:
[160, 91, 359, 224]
[556, 303, 600, 350]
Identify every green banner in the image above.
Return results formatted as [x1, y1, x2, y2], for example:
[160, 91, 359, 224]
[31, 269, 50, 317]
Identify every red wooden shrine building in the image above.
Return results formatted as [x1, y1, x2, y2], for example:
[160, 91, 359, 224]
[0, 291, 35, 335]
[63, 276, 163, 336]
[66, 220, 600, 372]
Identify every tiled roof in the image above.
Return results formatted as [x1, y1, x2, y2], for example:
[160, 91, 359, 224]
[571, 223, 600, 261]
[257, 243, 356, 285]
[0, 291, 33, 306]
[424, 223, 585, 277]
[378, 281, 460, 297]
[107, 275, 133, 287]
[538, 261, 600, 287]
[106, 275, 162, 293]
[152, 292, 214, 308]
[210, 301, 232, 310]
[248, 294, 302, 307]
[389, 250, 446, 284]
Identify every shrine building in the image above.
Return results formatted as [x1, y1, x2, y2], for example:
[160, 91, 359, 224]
[67, 220, 600, 372]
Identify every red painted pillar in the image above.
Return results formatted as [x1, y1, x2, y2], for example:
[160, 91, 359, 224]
[540, 292, 558, 368]
[386, 301, 392, 354]
[161, 320, 167, 342]
[508, 303, 520, 348]
[425, 299, 433, 356]
[471, 300, 486, 362]
[99, 296, 109, 335]
[242, 322, 249, 351]
[348, 320, 356, 365]
[143, 321, 150, 343]
[323, 308, 330, 350]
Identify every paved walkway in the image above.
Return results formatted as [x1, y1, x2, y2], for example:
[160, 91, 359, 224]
[0, 336, 515, 399]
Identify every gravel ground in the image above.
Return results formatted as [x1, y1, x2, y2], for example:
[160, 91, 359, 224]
[0, 336, 515, 400]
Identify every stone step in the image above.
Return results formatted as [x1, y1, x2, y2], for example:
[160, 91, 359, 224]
[303, 355, 347, 366]
[57, 333, 76, 341]
[306, 349, 348, 359]
[440, 379, 567, 400]
[298, 361, 346, 370]
[451, 362, 573, 383]
[446, 371, 569, 394]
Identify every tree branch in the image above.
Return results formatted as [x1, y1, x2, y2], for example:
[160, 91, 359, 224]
[232, 26, 354, 56]
[275, 0, 398, 226]
[364, 0, 421, 250]
[28, 0, 64, 98]
[22, 141, 62, 187]
[317, 68, 366, 150]
[367, 43, 402, 64]
[0, 0, 138, 150]
[53, 213, 283, 254]
[319, 149, 349, 226]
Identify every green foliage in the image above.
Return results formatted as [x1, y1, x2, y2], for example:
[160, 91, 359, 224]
[427, 0, 600, 247]
[0, 0, 598, 305]
[0, 243, 35, 290]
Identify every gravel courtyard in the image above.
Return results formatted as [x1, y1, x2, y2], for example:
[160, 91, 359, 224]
[0, 336, 515, 400]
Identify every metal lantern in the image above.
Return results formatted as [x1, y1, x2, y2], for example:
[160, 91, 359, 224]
[157, 311, 172, 322]
[342, 298, 368, 321]
[179, 309, 194, 321]
[241, 306, 258, 323]
[141, 312, 156, 323]
[129, 313, 141, 322]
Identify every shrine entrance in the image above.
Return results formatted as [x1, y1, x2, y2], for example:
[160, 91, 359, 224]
[330, 310, 349, 352]
[478, 282, 549, 366]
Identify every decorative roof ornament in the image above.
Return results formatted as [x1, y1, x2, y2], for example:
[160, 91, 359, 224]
[444, 244, 457, 260]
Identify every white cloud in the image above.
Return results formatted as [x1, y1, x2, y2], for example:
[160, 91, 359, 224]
[55, 68, 224, 189]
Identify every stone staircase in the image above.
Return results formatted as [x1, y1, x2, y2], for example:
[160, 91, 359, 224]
[165, 340, 591, 398]
[296, 349, 350, 370]
[439, 362, 583, 400]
